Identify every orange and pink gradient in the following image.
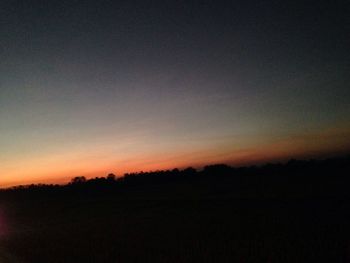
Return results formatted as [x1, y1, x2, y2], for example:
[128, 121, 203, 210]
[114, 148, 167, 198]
[1, 0, 350, 188]
[1, 122, 350, 187]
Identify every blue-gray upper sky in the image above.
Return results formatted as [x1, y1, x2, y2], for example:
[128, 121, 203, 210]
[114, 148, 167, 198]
[1, 0, 350, 186]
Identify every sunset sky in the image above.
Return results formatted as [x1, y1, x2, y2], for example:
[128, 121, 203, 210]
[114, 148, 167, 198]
[1, 0, 350, 187]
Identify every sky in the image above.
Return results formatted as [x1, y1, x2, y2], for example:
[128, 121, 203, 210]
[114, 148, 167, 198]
[1, 0, 350, 187]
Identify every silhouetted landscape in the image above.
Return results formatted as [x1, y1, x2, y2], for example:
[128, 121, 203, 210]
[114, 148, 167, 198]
[2, 0, 350, 262]
[1, 156, 350, 262]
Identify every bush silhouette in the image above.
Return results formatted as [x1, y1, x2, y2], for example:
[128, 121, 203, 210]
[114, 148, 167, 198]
[71, 176, 87, 184]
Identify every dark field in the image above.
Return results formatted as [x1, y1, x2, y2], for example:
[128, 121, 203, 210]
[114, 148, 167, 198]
[1, 158, 350, 263]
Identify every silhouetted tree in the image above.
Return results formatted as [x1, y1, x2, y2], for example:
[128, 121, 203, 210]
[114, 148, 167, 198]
[71, 176, 87, 184]
[107, 173, 116, 181]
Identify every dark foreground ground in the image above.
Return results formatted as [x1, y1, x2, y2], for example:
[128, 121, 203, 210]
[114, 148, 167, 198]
[1, 157, 350, 263]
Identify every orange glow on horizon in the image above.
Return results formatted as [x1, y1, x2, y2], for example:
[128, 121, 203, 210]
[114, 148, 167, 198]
[1, 124, 350, 188]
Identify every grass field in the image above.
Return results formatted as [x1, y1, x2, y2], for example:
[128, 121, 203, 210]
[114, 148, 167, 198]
[1, 159, 350, 262]
[1, 181, 349, 263]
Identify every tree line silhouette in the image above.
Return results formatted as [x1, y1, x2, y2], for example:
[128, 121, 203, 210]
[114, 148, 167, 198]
[1, 155, 350, 263]
[2, 156, 350, 199]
